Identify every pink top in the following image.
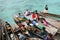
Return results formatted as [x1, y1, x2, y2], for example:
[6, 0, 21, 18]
[42, 20, 48, 26]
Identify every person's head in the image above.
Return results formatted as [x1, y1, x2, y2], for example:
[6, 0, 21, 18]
[18, 13, 21, 16]
[17, 21, 19, 24]
[26, 9, 28, 11]
[32, 12, 34, 14]
[5, 22, 8, 24]
[28, 19, 31, 23]
[5, 22, 11, 26]
[35, 10, 38, 13]
[22, 25, 25, 27]
[47, 33, 52, 39]
[46, 5, 47, 7]
[42, 27, 45, 31]
[45, 5, 48, 10]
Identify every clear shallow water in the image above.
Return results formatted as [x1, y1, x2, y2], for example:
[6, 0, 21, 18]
[0, 0, 60, 25]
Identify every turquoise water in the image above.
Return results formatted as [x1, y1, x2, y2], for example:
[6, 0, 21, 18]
[0, 0, 60, 25]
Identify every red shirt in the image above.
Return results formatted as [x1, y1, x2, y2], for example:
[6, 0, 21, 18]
[32, 14, 36, 19]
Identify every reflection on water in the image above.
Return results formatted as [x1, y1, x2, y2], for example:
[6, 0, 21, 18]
[0, 0, 60, 26]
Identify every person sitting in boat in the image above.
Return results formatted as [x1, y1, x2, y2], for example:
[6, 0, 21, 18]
[24, 9, 31, 16]
[18, 23, 30, 36]
[43, 33, 54, 40]
[5, 22, 11, 27]
[26, 20, 33, 27]
[42, 5, 48, 13]
[17, 22, 24, 27]
[35, 10, 41, 21]
[17, 33, 26, 40]
[35, 10, 38, 13]
[20, 25, 30, 37]
[40, 16, 48, 26]
[45, 5, 48, 10]
[32, 20, 39, 26]
[41, 27, 47, 36]
[18, 13, 25, 18]
[22, 22, 28, 28]
[13, 25, 20, 34]
[18, 13, 21, 16]
[17, 23, 28, 34]
[18, 13, 21, 17]
[14, 27, 26, 40]
[31, 12, 37, 20]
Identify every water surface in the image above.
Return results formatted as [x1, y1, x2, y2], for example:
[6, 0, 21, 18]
[0, 0, 60, 25]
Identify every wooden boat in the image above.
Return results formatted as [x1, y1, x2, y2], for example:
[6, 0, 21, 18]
[13, 13, 58, 36]
[13, 22, 43, 39]
[40, 13, 60, 34]
[13, 17, 44, 39]
[13, 13, 60, 40]
[0, 19, 7, 40]
[0, 26, 4, 40]
[13, 15, 27, 23]
[5, 22, 19, 40]
[26, 13, 59, 35]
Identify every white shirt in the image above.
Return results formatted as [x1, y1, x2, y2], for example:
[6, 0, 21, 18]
[42, 9, 48, 13]
[22, 22, 28, 27]
[14, 14, 19, 18]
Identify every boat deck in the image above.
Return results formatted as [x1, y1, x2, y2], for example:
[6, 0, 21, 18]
[45, 17, 60, 29]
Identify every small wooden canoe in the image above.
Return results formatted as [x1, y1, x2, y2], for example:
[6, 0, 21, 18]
[5, 22, 19, 40]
